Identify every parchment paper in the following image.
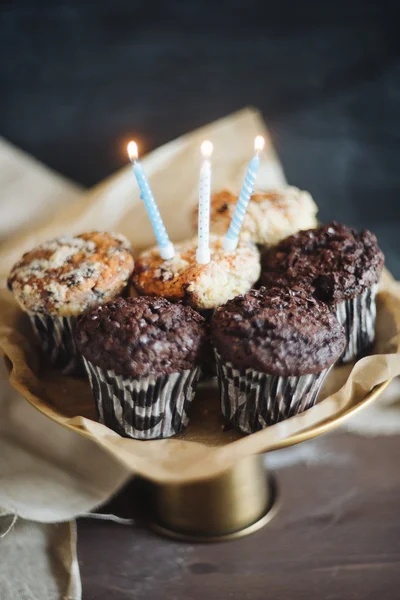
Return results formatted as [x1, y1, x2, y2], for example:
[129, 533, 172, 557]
[1, 108, 400, 487]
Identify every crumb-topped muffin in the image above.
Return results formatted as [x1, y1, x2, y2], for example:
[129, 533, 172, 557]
[131, 234, 261, 311]
[8, 231, 134, 316]
[7, 231, 134, 373]
[192, 187, 318, 247]
[260, 222, 384, 363]
[76, 296, 206, 439]
[212, 286, 345, 432]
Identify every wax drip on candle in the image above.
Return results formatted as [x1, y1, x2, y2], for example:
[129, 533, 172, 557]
[223, 135, 265, 252]
[128, 141, 175, 260]
[196, 140, 213, 265]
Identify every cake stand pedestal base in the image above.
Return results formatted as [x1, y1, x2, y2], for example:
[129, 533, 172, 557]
[146, 455, 278, 542]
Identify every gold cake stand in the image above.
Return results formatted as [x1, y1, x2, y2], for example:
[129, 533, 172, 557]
[143, 379, 391, 542]
[9, 351, 391, 542]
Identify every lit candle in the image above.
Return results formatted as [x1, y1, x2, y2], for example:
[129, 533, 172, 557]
[196, 140, 213, 265]
[127, 141, 175, 260]
[223, 135, 265, 252]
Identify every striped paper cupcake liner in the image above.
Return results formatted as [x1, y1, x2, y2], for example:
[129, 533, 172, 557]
[83, 359, 201, 440]
[215, 351, 331, 434]
[29, 314, 82, 375]
[335, 283, 378, 364]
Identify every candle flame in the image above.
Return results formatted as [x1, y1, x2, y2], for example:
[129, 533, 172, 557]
[127, 141, 139, 162]
[254, 135, 265, 153]
[201, 140, 213, 158]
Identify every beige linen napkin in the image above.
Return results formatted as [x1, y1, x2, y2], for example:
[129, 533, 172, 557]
[0, 137, 131, 521]
[0, 138, 130, 600]
[0, 517, 80, 600]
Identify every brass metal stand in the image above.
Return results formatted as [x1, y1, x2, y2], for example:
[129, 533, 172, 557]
[148, 455, 278, 542]
[145, 380, 391, 542]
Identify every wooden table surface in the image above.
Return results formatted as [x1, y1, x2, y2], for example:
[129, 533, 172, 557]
[78, 431, 400, 599]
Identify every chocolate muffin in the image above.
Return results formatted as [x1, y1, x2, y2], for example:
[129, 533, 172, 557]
[192, 187, 318, 248]
[131, 234, 261, 311]
[75, 296, 206, 440]
[7, 232, 134, 374]
[261, 222, 385, 363]
[212, 287, 346, 433]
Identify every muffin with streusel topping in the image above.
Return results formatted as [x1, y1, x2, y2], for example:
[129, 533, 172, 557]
[131, 234, 261, 312]
[7, 231, 134, 374]
[192, 187, 318, 248]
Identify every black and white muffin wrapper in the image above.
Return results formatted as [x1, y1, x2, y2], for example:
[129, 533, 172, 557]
[215, 351, 332, 434]
[335, 283, 378, 364]
[29, 314, 82, 375]
[83, 359, 201, 440]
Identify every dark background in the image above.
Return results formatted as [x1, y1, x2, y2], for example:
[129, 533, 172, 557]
[1, 0, 400, 275]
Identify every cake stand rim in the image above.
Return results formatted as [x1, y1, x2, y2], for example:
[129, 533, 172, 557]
[265, 378, 392, 451]
[6, 352, 391, 458]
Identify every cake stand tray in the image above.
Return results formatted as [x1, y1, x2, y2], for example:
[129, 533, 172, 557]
[2, 276, 397, 542]
[6, 336, 391, 540]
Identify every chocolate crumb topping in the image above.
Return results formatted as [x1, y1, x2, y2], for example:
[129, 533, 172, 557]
[216, 202, 229, 214]
[212, 287, 345, 376]
[261, 222, 384, 303]
[75, 296, 207, 377]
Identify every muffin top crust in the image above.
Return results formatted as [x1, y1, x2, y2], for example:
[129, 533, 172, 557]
[8, 231, 135, 316]
[212, 286, 346, 376]
[193, 187, 318, 246]
[261, 222, 384, 303]
[131, 234, 261, 310]
[75, 296, 206, 377]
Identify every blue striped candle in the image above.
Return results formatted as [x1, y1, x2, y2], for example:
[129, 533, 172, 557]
[128, 141, 175, 260]
[223, 135, 265, 252]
